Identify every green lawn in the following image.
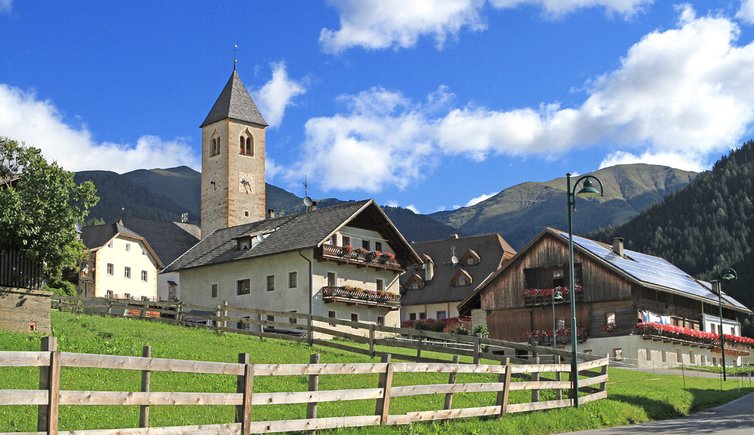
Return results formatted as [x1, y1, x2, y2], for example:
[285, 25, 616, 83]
[0, 311, 751, 434]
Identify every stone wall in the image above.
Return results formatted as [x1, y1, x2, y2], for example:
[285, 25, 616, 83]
[0, 286, 52, 334]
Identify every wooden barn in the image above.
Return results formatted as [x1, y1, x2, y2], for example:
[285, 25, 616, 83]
[458, 228, 753, 367]
[0, 248, 51, 334]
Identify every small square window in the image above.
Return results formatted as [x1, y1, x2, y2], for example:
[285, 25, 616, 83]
[124, 293, 131, 300]
[377, 316, 385, 326]
[606, 312, 616, 324]
[419, 312, 427, 320]
[125, 243, 131, 252]
[342, 236, 351, 246]
[141, 270, 148, 282]
[289, 311, 297, 324]
[106, 290, 114, 298]
[375, 241, 383, 251]
[237, 279, 250, 295]
[107, 263, 114, 275]
[211, 284, 218, 298]
[437, 311, 447, 320]
[288, 271, 297, 288]
[409, 313, 417, 321]
[351, 313, 358, 328]
[362, 240, 370, 250]
[376, 279, 384, 291]
[328, 310, 336, 326]
[266, 275, 275, 292]
[124, 267, 131, 279]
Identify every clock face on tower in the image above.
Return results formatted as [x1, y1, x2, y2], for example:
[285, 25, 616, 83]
[238, 172, 255, 194]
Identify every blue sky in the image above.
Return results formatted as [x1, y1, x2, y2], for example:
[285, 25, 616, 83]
[2, 1, 754, 214]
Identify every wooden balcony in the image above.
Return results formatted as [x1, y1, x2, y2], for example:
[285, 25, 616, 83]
[316, 245, 403, 272]
[321, 286, 401, 310]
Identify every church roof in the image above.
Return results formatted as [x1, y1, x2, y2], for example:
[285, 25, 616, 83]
[200, 68, 268, 128]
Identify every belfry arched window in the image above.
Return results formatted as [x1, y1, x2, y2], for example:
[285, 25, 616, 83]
[240, 131, 254, 156]
[210, 132, 221, 157]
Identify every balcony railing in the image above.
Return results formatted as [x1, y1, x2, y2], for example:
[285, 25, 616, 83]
[321, 286, 401, 310]
[636, 322, 754, 350]
[317, 245, 403, 272]
[521, 285, 583, 307]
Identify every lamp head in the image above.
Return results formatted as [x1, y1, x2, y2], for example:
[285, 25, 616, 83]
[576, 178, 601, 198]
[553, 290, 564, 302]
[721, 268, 738, 281]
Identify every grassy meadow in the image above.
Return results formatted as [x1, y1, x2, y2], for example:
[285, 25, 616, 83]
[0, 311, 752, 434]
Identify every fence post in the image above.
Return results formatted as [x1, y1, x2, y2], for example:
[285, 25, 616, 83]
[473, 333, 481, 364]
[531, 354, 540, 402]
[107, 298, 113, 316]
[37, 337, 60, 434]
[555, 354, 563, 400]
[222, 301, 229, 331]
[215, 304, 222, 333]
[236, 353, 253, 435]
[175, 301, 183, 324]
[307, 353, 320, 428]
[600, 354, 608, 393]
[307, 314, 314, 346]
[496, 359, 512, 418]
[416, 330, 423, 358]
[139, 346, 151, 428]
[444, 355, 460, 410]
[375, 354, 394, 425]
[369, 324, 376, 358]
[38, 336, 58, 433]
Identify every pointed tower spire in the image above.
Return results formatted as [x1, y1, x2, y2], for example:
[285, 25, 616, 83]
[200, 68, 268, 128]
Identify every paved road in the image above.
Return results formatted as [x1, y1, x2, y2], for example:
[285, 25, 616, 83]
[559, 392, 754, 434]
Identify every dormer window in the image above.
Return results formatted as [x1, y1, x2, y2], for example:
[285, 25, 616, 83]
[460, 249, 481, 266]
[240, 131, 254, 156]
[405, 273, 424, 291]
[237, 236, 252, 251]
[452, 269, 472, 287]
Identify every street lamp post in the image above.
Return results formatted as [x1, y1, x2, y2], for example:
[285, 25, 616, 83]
[715, 268, 738, 381]
[552, 288, 563, 352]
[566, 173, 604, 408]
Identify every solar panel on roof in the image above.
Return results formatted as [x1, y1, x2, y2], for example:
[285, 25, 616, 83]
[557, 232, 748, 310]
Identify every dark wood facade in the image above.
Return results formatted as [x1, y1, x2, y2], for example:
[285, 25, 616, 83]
[478, 231, 741, 343]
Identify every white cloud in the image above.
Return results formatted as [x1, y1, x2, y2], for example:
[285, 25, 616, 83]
[0, 84, 199, 173]
[737, 0, 754, 24]
[0, 0, 11, 14]
[489, 0, 652, 18]
[292, 9, 754, 192]
[320, 0, 486, 53]
[465, 192, 496, 207]
[405, 204, 420, 213]
[599, 150, 705, 172]
[252, 62, 307, 128]
[321, 0, 652, 53]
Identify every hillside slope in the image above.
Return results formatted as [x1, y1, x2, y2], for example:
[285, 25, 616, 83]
[591, 141, 754, 314]
[431, 164, 696, 248]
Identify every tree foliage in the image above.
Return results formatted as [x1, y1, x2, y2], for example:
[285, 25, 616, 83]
[0, 138, 98, 280]
[591, 140, 754, 333]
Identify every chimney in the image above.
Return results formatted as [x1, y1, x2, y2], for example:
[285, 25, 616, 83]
[612, 237, 624, 257]
[267, 209, 276, 219]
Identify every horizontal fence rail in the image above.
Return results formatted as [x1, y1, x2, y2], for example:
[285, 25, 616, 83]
[0, 336, 609, 434]
[51, 296, 600, 366]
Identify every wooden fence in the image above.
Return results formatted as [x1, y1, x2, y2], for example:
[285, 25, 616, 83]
[0, 249, 44, 290]
[52, 296, 602, 366]
[0, 336, 609, 435]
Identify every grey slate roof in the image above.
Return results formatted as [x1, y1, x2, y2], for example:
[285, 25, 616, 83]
[400, 234, 515, 307]
[200, 69, 268, 127]
[81, 223, 144, 250]
[121, 217, 200, 266]
[164, 200, 422, 272]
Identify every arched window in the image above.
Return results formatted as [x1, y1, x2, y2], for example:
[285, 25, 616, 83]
[210, 133, 221, 157]
[240, 132, 254, 156]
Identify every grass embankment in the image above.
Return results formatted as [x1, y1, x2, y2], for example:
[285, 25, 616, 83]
[0, 311, 751, 434]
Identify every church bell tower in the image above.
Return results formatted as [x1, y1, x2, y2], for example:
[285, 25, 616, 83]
[200, 65, 268, 238]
